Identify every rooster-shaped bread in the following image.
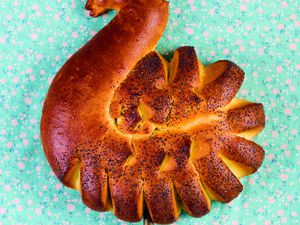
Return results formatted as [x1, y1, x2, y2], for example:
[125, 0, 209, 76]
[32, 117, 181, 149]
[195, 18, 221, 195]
[41, 0, 265, 224]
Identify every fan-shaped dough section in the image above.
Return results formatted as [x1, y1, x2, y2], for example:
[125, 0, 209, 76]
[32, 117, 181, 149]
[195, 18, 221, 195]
[109, 164, 144, 222]
[193, 151, 243, 203]
[219, 135, 265, 177]
[174, 164, 210, 217]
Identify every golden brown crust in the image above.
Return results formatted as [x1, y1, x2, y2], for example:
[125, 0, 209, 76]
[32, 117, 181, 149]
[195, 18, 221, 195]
[167, 46, 203, 126]
[200, 60, 244, 109]
[109, 164, 144, 222]
[109, 52, 171, 134]
[143, 174, 180, 224]
[226, 103, 265, 133]
[41, 1, 265, 223]
[80, 166, 110, 211]
[194, 151, 243, 203]
[219, 135, 265, 171]
[173, 164, 210, 217]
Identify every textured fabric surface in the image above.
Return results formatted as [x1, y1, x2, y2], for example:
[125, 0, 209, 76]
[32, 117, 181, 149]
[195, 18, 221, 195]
[0, 0, 299, 224]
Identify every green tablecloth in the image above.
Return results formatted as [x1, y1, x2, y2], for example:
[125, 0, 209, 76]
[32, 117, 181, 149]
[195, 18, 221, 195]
[0, 0, 299, 224]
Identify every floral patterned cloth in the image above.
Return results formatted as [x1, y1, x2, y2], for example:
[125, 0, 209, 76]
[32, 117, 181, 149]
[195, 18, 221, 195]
[0, 0, 299, 224]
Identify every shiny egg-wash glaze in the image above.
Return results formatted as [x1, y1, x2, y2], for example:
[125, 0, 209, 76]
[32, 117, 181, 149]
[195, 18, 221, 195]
[41, 0, 265, 224]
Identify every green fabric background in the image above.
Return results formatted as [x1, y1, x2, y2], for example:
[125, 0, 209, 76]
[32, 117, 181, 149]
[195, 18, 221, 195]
[0, 0, 299, 224]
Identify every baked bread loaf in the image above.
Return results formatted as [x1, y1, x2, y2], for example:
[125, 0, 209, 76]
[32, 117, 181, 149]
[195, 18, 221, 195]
[41, 0, 265, 224]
